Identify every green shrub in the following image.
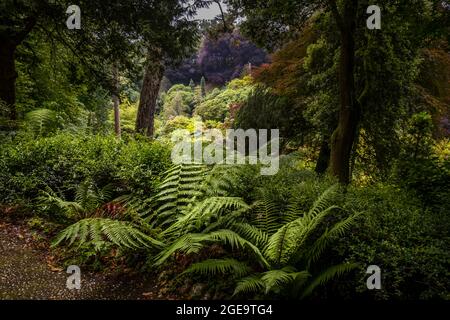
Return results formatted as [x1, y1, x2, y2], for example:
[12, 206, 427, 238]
[393, 112, 450, 214]
[332, 184, 450, 300]
[0, 133, 171, 205]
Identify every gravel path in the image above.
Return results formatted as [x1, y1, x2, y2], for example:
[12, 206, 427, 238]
[0, 221, 160, 300]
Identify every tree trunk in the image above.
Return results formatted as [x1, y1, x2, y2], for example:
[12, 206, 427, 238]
[329, 0, 360, 184]
[315, 137, 331, 175]
[0, 40, 18, 120]
[136, 53, 165, 137]
[112, 66, 121, 137]
[113, 94, 121, 137]
[0, 16, 36, 121]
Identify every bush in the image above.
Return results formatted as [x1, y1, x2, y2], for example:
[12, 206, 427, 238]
[0, 133, 172, 205]
[194, 77, 254, 122]
[332, 184, 450, 300]
[394, 112, 450, 214]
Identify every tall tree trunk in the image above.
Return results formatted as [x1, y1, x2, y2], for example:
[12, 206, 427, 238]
[0, 40, 18, 120]
[0, 16, 36, 122]
[329, 0, 360, 184]
[315, 136, 331, 175]
[112, 66, 121, 137]
[113, 94, 121, 136]
[136, 52, 165, 137]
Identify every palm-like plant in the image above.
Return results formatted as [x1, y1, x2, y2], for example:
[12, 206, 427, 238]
[156, 185, 361, 299]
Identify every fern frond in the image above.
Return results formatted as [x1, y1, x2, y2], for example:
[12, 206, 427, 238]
[264, 220, 301, 266]
[305, 212, 362, 268]
[306, 185, 339, 219]
[205, 230, 270, 268]
[233, 275, 265, 296]
[52, 218, 163, 250]
[182, 259, 251, 278]
[300, 263, 359, 299]
[232, 222, 269, 248]
[252, 199, 282, 234]
[37, 187, 84, 217]
[24, 108, 59, 136]
[153, 164, 208, 225]
[261, 268, 310, 294]
[163, 197, 249, 236]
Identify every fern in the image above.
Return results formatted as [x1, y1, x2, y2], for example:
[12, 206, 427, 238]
[261, 268, 310, 294]
[182, 259, 251, 278]
[234, 275, 265, 296]
[305, 212, 362, 268]
[300, 263, 359, 299]
[152, 164, 207, 226]
[52, 218, 164, 250]
[154, 233, 207, 266]
[252, 198, 282, 234]
[163, 197, 250, 236]
[161, 184, 361, 299]
[38, 182, 116, 220]
[25, 108, 59, 136]
[231, 222, 269, 248]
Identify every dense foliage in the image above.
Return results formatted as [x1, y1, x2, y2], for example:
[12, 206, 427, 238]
[0, 0, 449, 301]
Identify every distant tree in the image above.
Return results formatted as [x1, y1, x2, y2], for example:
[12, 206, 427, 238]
[200, 76, 207, 97]
[159, 77, 173, 96]
[189, 79, 196, 91]
[198, 30, 268, 86]
[194, 76, 254, 121]
[165, 30, 268, 86]
[162, 84, 196, 118]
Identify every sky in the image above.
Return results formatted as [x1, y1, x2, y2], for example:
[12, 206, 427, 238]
[195, 2, 228, 20]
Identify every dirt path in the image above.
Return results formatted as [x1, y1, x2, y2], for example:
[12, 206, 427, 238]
[0, 221, 161, 300]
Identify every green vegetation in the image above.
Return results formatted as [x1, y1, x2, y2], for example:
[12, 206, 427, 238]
[0, 0, 449, 301]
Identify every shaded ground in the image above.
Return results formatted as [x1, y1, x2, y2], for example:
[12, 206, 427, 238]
[0, 221, 163, 300]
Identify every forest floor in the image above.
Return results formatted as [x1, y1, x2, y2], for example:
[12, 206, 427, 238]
[0, 218, 171, 300]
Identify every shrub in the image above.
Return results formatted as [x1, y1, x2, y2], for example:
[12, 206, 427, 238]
[194, 77, 254, 122]
[0, 133, 171, 206]
[332, 184, 450, 300]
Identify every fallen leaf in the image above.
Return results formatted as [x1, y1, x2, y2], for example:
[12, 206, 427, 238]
[48, 264, 63, 272]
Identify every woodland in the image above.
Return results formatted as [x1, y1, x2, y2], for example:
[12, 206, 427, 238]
[0, 0, 449, 300]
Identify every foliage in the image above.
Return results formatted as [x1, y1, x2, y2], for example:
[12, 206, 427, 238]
[37, 181, 114, 220]
[52, 218, 163, 251]
[194, 76, 255, 122]
[234, 87, 307, 148]
[394, 112, 450, 212]
[165, 30, 268, 86]
[0, 133, 171, 205]
[152, 162, 360, 299]
[161, 84, 197, 118]
[334, 184, 450, 300]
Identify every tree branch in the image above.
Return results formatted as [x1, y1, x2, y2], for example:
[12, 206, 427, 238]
[214, 0, 229, 32]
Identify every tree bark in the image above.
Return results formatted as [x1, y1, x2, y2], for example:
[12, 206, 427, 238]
[113, 94, 121, 136]
[315, 136, 331, 175]
[0, 40, 18, 120]
[0, 16, 36, 121]
[329, 0, 360, 184]
[136, 52, 165, 137]
[112, 66, 121, 137]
